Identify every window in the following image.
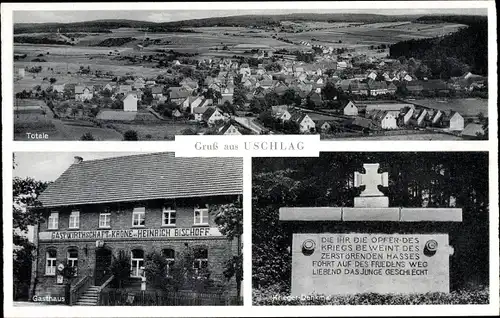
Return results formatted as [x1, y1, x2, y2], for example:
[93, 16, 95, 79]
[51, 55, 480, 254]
[45, 249, 57, 275]
[69, 210, 80, 229]
[132, 207, 145, 227]
[99, 213, 111, 228]
[162, 207, 176, 226]
[67, 249, 78, 276]
[193, 208, 209, 225]
[162, 249, 175, 276]
[48, 212, 59, 230]
[131, 249, 144, 277]
[193, 248, 208, 274]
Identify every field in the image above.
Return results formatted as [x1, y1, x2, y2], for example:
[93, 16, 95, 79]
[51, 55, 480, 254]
[58, 122, 124, 140]
[410, 98, 488, 117]
[13, 21, 466, 94]
[14, 20, 465, 57]
[14, 117, 124, 141]
[109, 122, 200, 140]
[328, 133, 463, 140]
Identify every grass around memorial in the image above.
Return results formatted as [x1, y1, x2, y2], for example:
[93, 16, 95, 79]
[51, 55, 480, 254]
[252, 284, 489, 305]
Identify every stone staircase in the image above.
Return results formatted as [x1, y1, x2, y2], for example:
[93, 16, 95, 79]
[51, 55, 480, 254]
[74, 285, 100, 306]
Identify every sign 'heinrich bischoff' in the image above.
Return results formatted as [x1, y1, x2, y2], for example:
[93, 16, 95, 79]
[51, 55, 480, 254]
[280, 163, 462, 296]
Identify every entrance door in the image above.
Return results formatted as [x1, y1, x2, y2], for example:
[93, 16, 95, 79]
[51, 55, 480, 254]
[94, 248, 112, 286]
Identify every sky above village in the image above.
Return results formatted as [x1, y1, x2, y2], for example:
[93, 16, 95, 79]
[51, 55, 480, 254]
[14, 8, 487, 24]
[13, 152, 151, 182]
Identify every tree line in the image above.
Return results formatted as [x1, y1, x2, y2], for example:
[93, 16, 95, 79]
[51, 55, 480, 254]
[389, 21, 487, 76]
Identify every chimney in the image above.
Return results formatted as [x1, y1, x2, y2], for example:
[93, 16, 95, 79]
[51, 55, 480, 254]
[73, 156, 83, 164]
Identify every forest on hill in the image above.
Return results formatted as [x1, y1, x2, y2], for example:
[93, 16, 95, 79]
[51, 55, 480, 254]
[389, 16, 487, 75]
[14, 20, 155, 34]
[14, 13, 416, 34]
[159, 13, 415, 28]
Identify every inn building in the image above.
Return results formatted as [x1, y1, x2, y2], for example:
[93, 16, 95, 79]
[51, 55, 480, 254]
[30, 153, 243, 300]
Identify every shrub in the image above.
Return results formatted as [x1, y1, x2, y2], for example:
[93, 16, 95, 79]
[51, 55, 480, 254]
[123, 130, 139, 141]
[169, 247, 213, 292]
[144, 251, 173, 292]
[252, 286, 489, 305]
[110, 250, 131, 289]
[80, 132, 95, 141]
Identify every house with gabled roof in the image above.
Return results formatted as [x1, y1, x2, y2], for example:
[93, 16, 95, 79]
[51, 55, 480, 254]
[52, 84, 66, 94]
[387, 82, 397, 94]
[461, 123, 485, 139]
[368, 110, 398, 130]
[400, 106, 415, 125]
[122, 93, 138, 112]
[315, 120, 332, 133]
[342, 100, 358, 116]
[289, 112, 316, 133]
[180, 77, 199, 91]
[151, 86, 164, 99]
[133, 78, 145, 90]
[350, 117, 375, 132]
[349, 82, 369, 96]
[202, 107, 226, 126]
[103, 83, 114, 92]
[119, 85, 132, 94]
[216, 122, 243, 135]
[32, 153, 242, 302]
[75, 85, 94, 101]
[368, 81, 388, 96]
[440, 110, 464, 131]
[169, 87, 191, 105]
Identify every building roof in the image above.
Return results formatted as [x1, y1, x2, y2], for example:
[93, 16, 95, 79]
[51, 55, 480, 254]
[202, 107, 218, 121]
[461, 123, 485, 137]
[193, 106, 209, 114]
[351, 117, 373, 129]
[170, 87, 191, 99]
[75, 85, 93, 94]
[38, 153, 243, 208]
[151, 86, 163, 94]
[422, 79, 449, 91]
[368, 81, 388, 90]
[349, 82, 369, 91]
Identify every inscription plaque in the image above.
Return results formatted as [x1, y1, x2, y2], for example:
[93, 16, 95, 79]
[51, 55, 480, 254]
[292, 233, 453, 295]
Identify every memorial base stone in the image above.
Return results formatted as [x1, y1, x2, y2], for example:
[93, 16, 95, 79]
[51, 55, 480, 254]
[354, 196, 389, 208]
[291, 233, 453, 296]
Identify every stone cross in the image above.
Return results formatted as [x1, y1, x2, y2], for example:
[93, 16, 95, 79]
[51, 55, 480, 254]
[354, 163, 388, 197]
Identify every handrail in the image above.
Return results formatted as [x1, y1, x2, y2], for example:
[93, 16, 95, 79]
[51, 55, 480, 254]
[69, 275, 92, 305]
[96, 275, 114, 305]
[98, 275, 115, 291]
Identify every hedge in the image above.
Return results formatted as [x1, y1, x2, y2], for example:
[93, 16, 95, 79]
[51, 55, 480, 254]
[253, 285, 489, 305]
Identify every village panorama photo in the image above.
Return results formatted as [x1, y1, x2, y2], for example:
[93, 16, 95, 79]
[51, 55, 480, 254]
[12, 152, 243, 306]
[12, 8, 488, 141]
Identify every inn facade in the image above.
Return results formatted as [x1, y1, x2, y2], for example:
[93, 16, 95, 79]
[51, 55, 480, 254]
[30, 153, 243, 301]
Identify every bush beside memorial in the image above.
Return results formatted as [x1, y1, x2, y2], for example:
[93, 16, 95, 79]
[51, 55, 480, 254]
[253, 285, 489, 305]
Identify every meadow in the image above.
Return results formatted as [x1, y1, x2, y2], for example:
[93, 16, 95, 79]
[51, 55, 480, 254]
[108, 122, 200, 140]
[410, 98, 488, 117]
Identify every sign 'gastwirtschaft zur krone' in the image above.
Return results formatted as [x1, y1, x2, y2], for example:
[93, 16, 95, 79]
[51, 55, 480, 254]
[32, 153, 242, 299]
